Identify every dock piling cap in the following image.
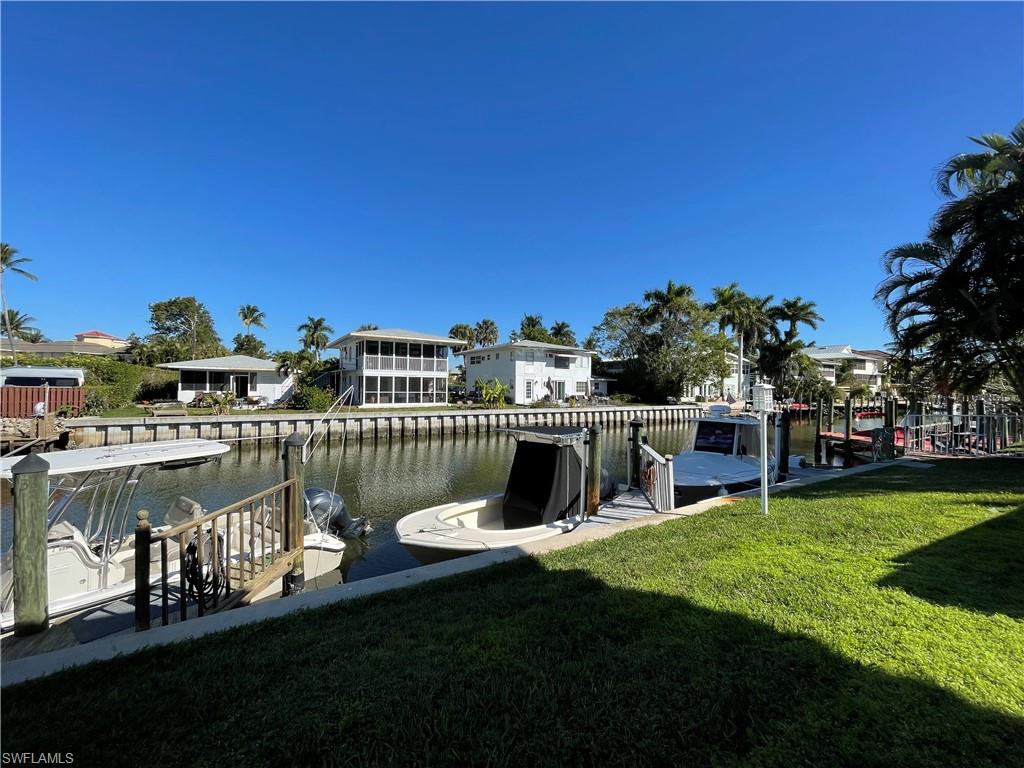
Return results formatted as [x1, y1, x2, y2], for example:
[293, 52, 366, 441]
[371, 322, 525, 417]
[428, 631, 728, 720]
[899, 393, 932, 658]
[10, 453, 50, 475]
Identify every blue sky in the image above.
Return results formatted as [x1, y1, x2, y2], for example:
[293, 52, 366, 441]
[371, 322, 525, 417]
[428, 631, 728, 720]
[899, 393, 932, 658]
[2, 2, 1021, 353]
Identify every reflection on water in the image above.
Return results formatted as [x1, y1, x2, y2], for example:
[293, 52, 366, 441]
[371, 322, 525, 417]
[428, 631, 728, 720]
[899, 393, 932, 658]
[0, 417, 882, 587]
[0, 417, 884, 585]
[1, 425, 689, 586]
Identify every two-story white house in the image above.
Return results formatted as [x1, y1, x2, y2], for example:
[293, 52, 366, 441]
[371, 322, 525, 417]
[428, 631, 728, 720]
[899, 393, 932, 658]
[326, 328, 467, 407]
[461, 340, 597, 405]
[804, 345, 889, 393]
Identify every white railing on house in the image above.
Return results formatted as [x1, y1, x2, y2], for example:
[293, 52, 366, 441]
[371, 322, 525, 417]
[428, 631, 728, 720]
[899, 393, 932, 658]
[903, 413, 1024, 456]
[637, 439, 676, 512]
[361, 355, 447, 373]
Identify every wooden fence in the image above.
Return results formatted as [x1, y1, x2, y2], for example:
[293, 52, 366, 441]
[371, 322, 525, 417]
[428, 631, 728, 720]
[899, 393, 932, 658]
[1, 386, 85, 418]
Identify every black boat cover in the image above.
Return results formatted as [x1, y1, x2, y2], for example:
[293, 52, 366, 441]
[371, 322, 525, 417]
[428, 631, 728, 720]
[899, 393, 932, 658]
[502, 439, 584, 529]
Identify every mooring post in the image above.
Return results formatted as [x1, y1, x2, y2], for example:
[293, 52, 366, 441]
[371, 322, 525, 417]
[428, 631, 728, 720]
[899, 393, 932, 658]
[777, 410, 790, 481]
[844, 397, 853, 443]
[814, 398, 823, 465]
[11, 453, 50, 636]
[282, 432, 305, 596]
[134, 510, 151, 632]
[586, 424, 602, 518]
[628, 418, 643, 489]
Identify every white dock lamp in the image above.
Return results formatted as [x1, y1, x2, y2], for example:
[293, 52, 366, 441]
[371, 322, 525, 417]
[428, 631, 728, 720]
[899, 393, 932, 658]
[752, 383, 774, 516]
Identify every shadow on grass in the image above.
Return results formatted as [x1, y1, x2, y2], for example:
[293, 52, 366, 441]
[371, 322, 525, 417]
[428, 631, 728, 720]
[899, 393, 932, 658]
[879, 503, 1024, 619]
[3, 559, 1022, 766]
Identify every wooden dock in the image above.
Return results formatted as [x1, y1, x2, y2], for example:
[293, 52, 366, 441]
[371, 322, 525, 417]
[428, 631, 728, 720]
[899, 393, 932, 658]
[583, 489, 658, 528]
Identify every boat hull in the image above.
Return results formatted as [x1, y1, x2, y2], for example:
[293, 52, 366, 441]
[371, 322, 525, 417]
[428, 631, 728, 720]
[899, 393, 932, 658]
[395, 494, 580, 564]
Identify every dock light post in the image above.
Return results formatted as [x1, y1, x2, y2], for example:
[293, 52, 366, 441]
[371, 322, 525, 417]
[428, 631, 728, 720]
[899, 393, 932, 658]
[751, 384, 774, 516]
[11, 453, 50, 636]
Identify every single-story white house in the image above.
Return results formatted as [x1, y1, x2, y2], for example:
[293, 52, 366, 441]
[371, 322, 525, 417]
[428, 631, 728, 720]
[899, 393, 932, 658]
[157, 355, 293, 404]
[461, 340, 597, 405]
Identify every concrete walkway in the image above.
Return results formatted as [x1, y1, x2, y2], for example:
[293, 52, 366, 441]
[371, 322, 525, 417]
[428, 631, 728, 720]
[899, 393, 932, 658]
[1, 458, 919, 687]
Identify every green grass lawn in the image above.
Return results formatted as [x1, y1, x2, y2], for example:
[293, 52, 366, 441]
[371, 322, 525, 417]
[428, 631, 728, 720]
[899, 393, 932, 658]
[2, 459, 1022, 766]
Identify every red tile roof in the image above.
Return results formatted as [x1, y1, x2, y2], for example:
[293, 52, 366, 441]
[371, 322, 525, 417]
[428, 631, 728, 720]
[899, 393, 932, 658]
[74, 330, 125, 340]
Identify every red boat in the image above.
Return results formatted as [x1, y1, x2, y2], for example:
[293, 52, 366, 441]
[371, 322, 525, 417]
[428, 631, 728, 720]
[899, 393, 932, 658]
[854, 410, 884, 419]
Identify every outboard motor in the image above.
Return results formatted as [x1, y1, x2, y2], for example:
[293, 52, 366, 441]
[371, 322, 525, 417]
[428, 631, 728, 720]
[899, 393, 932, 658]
[304, 488, 373, 538]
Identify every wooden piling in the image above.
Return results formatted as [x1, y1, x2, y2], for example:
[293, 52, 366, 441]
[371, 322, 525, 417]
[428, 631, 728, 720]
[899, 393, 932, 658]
[814, 398, 823, 466]
[282, 433, 305, 595]
[586, 424, 602, 518]
[628, 419, 643, 488]
[11, 453, 50, 636]
[134, 510, 151, 632]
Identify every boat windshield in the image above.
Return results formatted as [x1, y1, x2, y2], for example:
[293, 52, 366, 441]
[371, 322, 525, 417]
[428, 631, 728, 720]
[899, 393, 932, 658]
[693, 422, 736, 454]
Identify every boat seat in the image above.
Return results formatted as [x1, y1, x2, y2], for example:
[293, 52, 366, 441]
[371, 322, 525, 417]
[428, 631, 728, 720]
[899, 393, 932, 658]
[164, 496, 203, 527]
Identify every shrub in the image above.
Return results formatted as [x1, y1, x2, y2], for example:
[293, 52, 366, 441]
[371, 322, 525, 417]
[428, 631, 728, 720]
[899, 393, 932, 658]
[611, 393, 639, 404]
[0, 353, 178, 406]
[81, 387, 113, 416]
[292, 384, 336, 412]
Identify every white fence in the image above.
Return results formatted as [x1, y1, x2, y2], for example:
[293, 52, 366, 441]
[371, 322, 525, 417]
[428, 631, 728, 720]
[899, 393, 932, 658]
[903, 413, 1024, 456]
[633, 438, 676, 512]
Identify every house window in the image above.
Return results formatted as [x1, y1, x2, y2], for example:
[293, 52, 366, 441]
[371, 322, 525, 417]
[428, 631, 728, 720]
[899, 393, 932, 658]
[381, 341, 394, 356]
[495, 353, 499, 359]
[366, 341, 379, 355]
[410, 343, 422, 358]
[181, 370, 206, 389]
[207, 372, 227, 390]
[423, 345, 435, 358]
[525, 380, 533, 399]
[396, 342, 408, 357]
[576, 381, 588, 395]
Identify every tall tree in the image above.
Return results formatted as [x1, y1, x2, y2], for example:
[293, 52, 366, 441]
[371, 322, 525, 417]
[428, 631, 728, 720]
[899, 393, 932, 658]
[517, 314, 552, 343]
[448, 323, 476, 348]
[298, 316, 334, 362]
[233, 333, 268, 358]
[357, 323, 379, 331]
[773, 297, 823, 342]
[549, 321, 577, 346]
[474, 318, 499, 347]
[1, 244, 38, 363]
[147, 296, 224, 361]
[876, 121, 1024, 403]
[20, 329, 48, 343]
[642, 280, 695, 324]
[238, 304, 266, 336]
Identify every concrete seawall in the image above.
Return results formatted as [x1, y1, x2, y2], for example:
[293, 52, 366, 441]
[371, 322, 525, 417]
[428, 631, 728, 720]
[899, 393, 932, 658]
[66, 405, 702, 448]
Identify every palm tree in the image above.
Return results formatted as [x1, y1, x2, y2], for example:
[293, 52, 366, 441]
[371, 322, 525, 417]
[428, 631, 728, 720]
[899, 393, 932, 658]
[20, 329, 47, 343]
[356, 323, 379, 331]
[448, 323, 475, 348]
[1, 244, 38, 363]
[474, 319, 498, 347]
[297, 316, 334, 362]
[877, 121, 1024, 403]
[275, 350, 315, 378]
[238, 304, 266, 336]
[2, 309, 38, 341]
[642, 280, 695, 324]
[709, 283, 749, 397]
[549, 321, 576, 346]
[518, 314, 550, 342]
[773, 297, 823, 342]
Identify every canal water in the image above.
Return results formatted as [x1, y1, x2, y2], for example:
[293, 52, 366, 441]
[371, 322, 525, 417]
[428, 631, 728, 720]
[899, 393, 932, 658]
[0, 416, 878, 587]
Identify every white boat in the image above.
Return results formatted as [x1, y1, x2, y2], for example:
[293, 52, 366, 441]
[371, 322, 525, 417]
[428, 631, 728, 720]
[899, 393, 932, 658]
[671, 413, 776, 505]
[396, 426, 589, 563]
[0, 440, 362, 629]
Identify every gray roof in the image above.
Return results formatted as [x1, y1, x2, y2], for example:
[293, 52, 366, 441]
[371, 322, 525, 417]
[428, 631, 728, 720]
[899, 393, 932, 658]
[157, 355, 280, 372]
[0, 338, 127, 356]
[460, 339, 597, 356]
[327, 328, 467, 348]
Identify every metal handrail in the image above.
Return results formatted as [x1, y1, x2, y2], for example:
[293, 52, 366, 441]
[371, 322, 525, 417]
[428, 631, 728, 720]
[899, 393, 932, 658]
[301, 385, 355, 463]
